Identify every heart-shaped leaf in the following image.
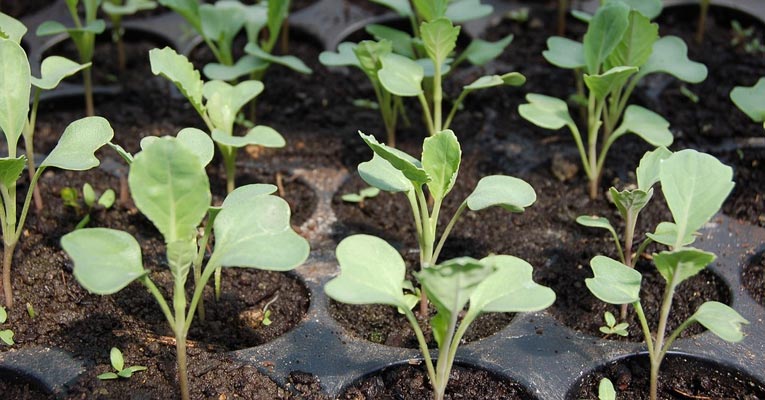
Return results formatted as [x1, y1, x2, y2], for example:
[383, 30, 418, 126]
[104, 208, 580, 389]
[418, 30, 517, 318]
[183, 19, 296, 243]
[543, 37, 585, 69]
[730, 78, 765, 124]
[466, 175, 536, 212]
[689, 301, 748, 343]
[518, 94, 575, 131]
[638, 36, 707, 83]
[422, 130, 460, 201]
[445, 0, 492, 22]
[203, 56, 268, 81]
[245, 43, 312, 74]
[42, 117, 114, 170]
[212, 126, 285, 148]
[149, 47, 205, 115]
[200, 2, 245, 47]
[611, 105, 673, 147]
[379, 53, 424, 97]
[62, 228, 147, 295]
[0, 39, 30, 150]
[32, 56, 90, 90]
[471, 255, 555, 313]
[319, 42, 361, 68]
[586, 256, 642, 305]
[653, 248, 715, 285]
[460, 34, 513, 66]
[0, 329, 13, 345]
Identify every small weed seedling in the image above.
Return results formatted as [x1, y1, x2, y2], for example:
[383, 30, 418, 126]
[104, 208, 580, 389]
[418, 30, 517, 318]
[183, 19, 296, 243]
[0, 31, 112, 308]
[731, 20, 765, 54]
[584, 149, 748, 400]
[320, 1, 524, 146]
[62, 183, 116, 229]
[599, 311, 628, 338]
[730, 77, 765, 129]
[355, 129, 536, 314]
[598, 378, 616, 400]
[102, 0, 158, 72]
[341, 186, 380, 207]
[37, 0, 106, 116]
[62, 132, 309, 400]
[0, 306, 13, 345]
[150, 47, 286, 193]
[520, 0, 707, 198]
[97, 347, 147, 380]
[326, 235, 554, 400]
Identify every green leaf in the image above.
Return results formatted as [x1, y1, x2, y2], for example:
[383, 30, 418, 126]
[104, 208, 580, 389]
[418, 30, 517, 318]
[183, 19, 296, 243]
[598, 378, 617, 400]
[129, 137, 211, 243]
[466, 175, 536, 212]
[97, 372, 119, 380]
[638, 36, 707, 83]
[518, 94, 575, 131]
[585, 256, 642, 305]
[366, 25, 414, 59]
[576, 215, 617, 237]
[200, 2, 245, 48]
[605, 11, 658, 69]
[158, 0, 200, 32]
[266, 0, 289, 38]
[36, 20, 105, 36]
[149, 47, 205, 115]
[0, 12, 27, 43]
[61, 228, 147, 295]
[646, 221, 696, 247]
[730, 78, 765, 123]
[102, 0, 158, 16]
[0, 306, 6, 323]
[584, 66, 638, 101]
[83, 183, 96, 206]
[445, 0, 492, 23]
[689, 301, 748, 343]
[636, 146, 672, 190]
[42, 117, 114, 170]
[0, 329, 13, 345]
[608, 0, 662, 19]
[609, 188, 653, 221]
[110, 347, 124, 372]
[359, 131, 429, 184]
[220, 184, 276, 204]
[358, 153, 414, 193]
[35, 21, 67, 36]
[167, 239, 195, 287]
[611, 105, 673, 146]
[325, 234, 409, 307]
[369, 0, 412, 17]
[421, 130, 460, 201]
[355, 40, 392, 80]
[0, 39, 30, 150]
[177, 128, 215, 167]
[460, 34, 513, 66]
[413, 0, 447, 21]
[471, 255, 555, 313]
[121, 365, 147, 376]
[319, 42, 361, 68]
[660, 150, 734, 245]
[583, 1, 631, 74]
[604, 311, 616, 327]
[204, 80, 264, 133]
[542, 37, 585, 69]
[417, 257, 494, 317]
[0, 157, 26, 188]
[378, 53, 424, 97]
[653, 248, 715, 285]
[32, 56, 90, 90]
[244, 43, 313, 74]
[203, 56, 268, 81]
[463, 73, 525, 91]
[98, 189, 116, 209]
[211, 188, 308, 270]
[430, 309, 449, 347]
[421, 18, 460, 69]
[212, 126, 285, 149]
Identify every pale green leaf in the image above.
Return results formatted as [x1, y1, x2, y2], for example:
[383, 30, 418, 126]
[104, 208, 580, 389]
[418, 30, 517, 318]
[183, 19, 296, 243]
[110, 347, 124, 372]
[466, 175, 536, 212]
[421, 18, 460, 69]
[598, 378, 617, 400]
[638, 36, 707, 83]
[413, 0, 447, 21]
[369, 0, 412, 17]
[605, 11, 658, 69]
[32, 56, 90, 90]
[359, 131, 429, 183]
[0, 306, 6, 323]
[610, 188, 653, 221]
[0, 329, 12, 345]
[378, 53, 424, 97]
[42, 117, 114, 170]
[212, 126, 285, 149]
[730, 78, 765, 123]
[177, 127, 215, 167]
[585, 256, 642, 305]
[472, 255, 555, 313]
[355, 40, 392, 79]
[690, 301, 748, 343]
[636, 146, 672, 190]
[0, 12, 27, 43]
[653, 248, 715, 285]
[203, 56, 268, 81]
[583, 1, 630, 74]
[607, 0, 662, 19]
[445, 0, 492, 23]
[244, 43, 312, 74]
[421, 130, 460, 201]
[518, 94, 575, 131]
[584, 66, 638, 101]
[576, 215, 617, 237]
[167, 239, 195, 286]
[158, 0, 201, 31]
[200, 2, 244, 47]
[0, 157, 26, 188]
[542, 37, 584, 69]
[416, 257, 494, 316]
[102, 0, 157, 15]
[366, 24, 414, 59]
[83, 183, 96, 206]
[0, 39, 30, 149]
[611, 105, 673, 146]
[149, 47, 205, 115]
[358, 153, 414, 193]
[204, 80, 264, 133]
[98, 189, 115, 209]
[646, 221, 696, 247]
[319, 42, 361, 68]
[97, 372, 119, 380]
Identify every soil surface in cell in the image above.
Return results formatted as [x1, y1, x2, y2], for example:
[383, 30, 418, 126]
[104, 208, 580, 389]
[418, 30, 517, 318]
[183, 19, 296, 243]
[743, 250, 765, 307]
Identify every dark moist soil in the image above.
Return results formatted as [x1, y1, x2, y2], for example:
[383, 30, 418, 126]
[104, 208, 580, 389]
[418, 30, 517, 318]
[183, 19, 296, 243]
[742, 250, 765, 307]
[341, 363, 535, 400]
[569, 354, 765, 399]
[0, 167, 313, 398]
[0, 0, 55, 18]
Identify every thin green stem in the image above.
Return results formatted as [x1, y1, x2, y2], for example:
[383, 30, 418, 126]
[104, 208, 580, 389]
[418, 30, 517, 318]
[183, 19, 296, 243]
[139, 276, 176, 331]
[185, 258, 219, 332]
[443, 90, 470, 131]
[173, 275, 190, 400]
[406, 190, 425, 249]
[2, 241, 17, 308]
[14, 168, 44, 244]
[417, 93, 437, 137]
[431, 202, 467, 265]
[659, 319, 694, 361]
[633, 301, 655, 360]
[634, 238, 654, 265]
[404, 309, 436, 387]
[433, 62, 443, 132]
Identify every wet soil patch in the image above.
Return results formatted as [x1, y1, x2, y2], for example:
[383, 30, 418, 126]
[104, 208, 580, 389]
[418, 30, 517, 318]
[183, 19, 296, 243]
[743, 250, 765, 307]
[341, 363, 534, 400]
[0, 371, 49, 400]
[569, 353, 765, 399]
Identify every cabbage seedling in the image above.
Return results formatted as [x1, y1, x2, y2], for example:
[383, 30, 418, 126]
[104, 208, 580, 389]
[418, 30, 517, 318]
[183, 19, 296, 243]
[149, 47, 286, 193]
[356, 129, 536, 314]
[584, 149, 748, 400]
[520, 0, 707, 199]
[102, 0, 158, 72]
[0, 306, 13, 345]
[320, 2, 524, 146]
[341, 186, 380, 206]
[326, 235, 555, 400]
[97, 347, 147, 380]
[62, 132, 309, 400]
[730, 77, 765, 129]
[0, 31, 112, 309]
[37, 0, 106, 116]
[61, 183, 116, 229]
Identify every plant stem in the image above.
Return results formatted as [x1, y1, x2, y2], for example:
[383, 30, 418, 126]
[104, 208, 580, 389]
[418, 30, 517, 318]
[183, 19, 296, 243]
[223, 151, 236, 194]
[443, 90, 469, 131]
[404, 310, 436, 390]
[25, 89, 42, 211]
[173, 279, 190, 400]
[431, 202, 467, 264]
[557, 0, 569, 36]
[83, 67, 95, 117]
[433, 63, 443, 133]
[2, 241, 16, 308]
[417, 94, 437, 137]
[696, 0, 710, 44]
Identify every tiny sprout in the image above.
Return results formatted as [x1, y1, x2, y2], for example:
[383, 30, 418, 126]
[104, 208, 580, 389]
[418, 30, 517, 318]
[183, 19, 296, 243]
[62, 183, 116, 230]
[341, 186, 380, 205]
[679, 85, 699, 104]
[26, 302, 36, 319]
[599, 311, 628, 337]
[0, 306, 14, 345]
[261, 295, 278, 327]
[97, 347, 147, 380]
[506, 7, 530, 23]
[352, 99, 380, 110]
[599, 378, 616, 400]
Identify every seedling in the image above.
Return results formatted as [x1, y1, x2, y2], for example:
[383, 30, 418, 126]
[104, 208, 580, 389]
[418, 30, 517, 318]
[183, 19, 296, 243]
[506, 7, 530, 24]
[26, 302, 36, 319]
[261, 294, 278, 326]
[62, 183, 116, 229]
[97, 347, 147, 380]
[102, 0, 158, 72]
[62, 132, 309, 400]
[730, 77, 765, 129]
[355, 129, 536, 314]
[520, 0, 707, 198]
[696, 0, 710, 43]
[0, 306, 13, 345]
[37, 0, 106, 116]
[731, 20, 765, 54]
[341, 186, 380, 207]
[0, 34, 112, 308]
[320, 2, 524, 146]
[584, 149, 748, 400]
[599, 311, 628, 337]
[598, 378, 616, 400]
[150, 47, 286, 193]
[326, 235, 555, 400]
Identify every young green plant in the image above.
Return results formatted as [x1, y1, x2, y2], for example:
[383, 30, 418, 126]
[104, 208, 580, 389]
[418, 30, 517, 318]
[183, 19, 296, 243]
[326, 235, 555, 400]
[61, 183, 116, 229]
[584, 149, 748, 400]
[0, 35, 112, 308]
[37, 0, 106, 116]
[97, 347, 147, 380]
[320, 2, 524, 146]
[520, 0, 707, 199]
[0, 306, 13, 345]
[149, 46, 286, 194]
[355, 129, 536, 314]
[341, 186, 380, 208]
[61, 132, 309, 400]
[102, 0, 157, 72]
[730, 77, 765, 129]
